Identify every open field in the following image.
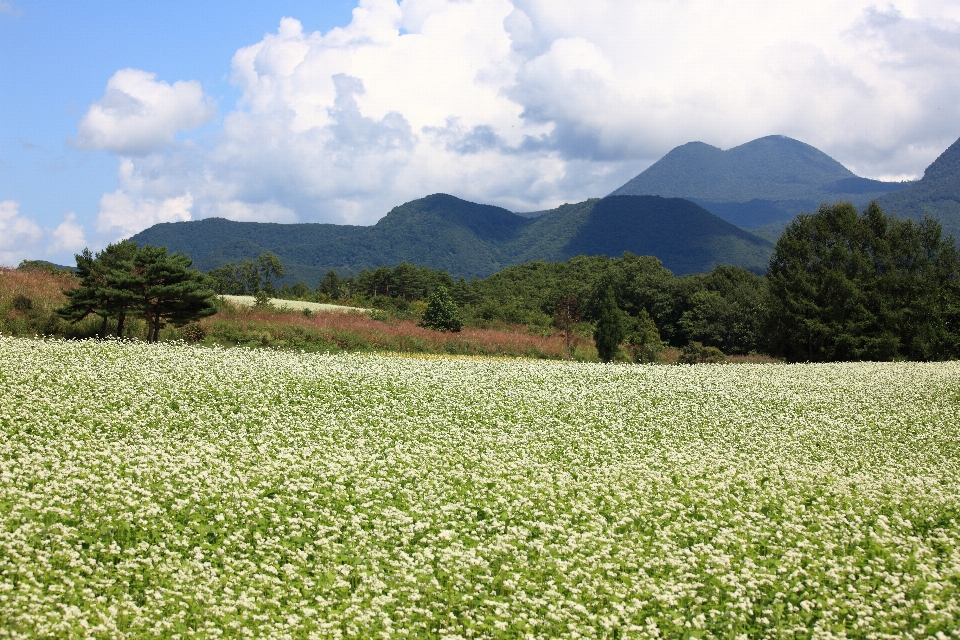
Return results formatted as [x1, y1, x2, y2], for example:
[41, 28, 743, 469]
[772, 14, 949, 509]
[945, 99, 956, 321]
[1, 337, 959, 637]
[219, 295, 370, 314]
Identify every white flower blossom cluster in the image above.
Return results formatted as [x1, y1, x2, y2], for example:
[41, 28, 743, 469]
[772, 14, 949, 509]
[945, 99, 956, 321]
[1, 336, 959, 638]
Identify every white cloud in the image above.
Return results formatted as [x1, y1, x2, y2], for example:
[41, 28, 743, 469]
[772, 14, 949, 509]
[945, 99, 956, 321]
[83, 0, 960, 237]
[0, 200, 43, 266]
[0, 201, 88, 267]
[46, 212, 88, 256]
[0, 2, 23, 17]
[97, 190, 193, 239]
[76, 69, 216, 155]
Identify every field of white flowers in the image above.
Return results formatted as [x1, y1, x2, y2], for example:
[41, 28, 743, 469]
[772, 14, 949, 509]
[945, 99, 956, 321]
[1, 336, 959, 638]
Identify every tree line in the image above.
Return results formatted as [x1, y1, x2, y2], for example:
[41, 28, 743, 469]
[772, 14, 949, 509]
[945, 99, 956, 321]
[244, 201, 958, 363]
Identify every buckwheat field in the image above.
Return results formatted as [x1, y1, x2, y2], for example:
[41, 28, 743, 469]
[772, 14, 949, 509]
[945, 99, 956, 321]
[1, 336, 959, 638]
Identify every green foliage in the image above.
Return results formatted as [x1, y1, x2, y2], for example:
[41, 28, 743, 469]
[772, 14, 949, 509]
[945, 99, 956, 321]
[357, 262, 455, 301]
[290, 281, 311, 299]
[16, 260, 73, 274]
[134, 245, 218, 342]
[12, 295, 32, 312]
[179, 323, 207, 343]
[207, 253, 286, 295]
[56, 241, 217, 342]
[593, 284, 626, 363]
[419, 286, 463, 332]
[252, 290, 273, 309]
[677, 341, 726, 364]
[765, 201, 960, 361]
[554, 293, 582, 361]
[678, 265, 766, 354]
[56, 240, 140, 338]
[317, 270, 343, 300]
[627, 309, 665, 363]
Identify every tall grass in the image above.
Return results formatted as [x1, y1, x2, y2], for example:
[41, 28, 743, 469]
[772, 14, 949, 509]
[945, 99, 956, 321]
[0, 267, 102, 338]
[203, 302, 593, 359]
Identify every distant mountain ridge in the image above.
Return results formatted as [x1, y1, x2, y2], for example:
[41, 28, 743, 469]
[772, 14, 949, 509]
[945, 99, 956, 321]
[129, 194, 774, 283]
[878, 136, 960, 238]
[610, 135, 912, 229]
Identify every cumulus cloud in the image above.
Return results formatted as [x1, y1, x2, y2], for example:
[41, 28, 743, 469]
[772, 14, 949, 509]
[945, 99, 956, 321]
[0, 201, 43, 265]
[76, 69, 216, 155]
[83, 0, 960, 237]
[0, 201, 88, 267]
[97, 191, 193, 239]
[47, 212, 88, 256]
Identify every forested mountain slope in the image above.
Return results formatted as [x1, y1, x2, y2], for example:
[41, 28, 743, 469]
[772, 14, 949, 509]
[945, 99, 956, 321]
[129, 194, 774, 283]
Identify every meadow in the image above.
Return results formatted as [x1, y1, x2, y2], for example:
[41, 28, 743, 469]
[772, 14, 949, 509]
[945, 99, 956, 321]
[1, 336, 959, 638]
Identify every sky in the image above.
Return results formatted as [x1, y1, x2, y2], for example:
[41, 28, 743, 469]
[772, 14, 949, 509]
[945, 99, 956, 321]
[2, 0, 960, 267]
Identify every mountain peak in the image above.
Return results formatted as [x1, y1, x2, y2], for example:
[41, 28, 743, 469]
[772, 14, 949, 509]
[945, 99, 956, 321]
[609, 135, 908, 229]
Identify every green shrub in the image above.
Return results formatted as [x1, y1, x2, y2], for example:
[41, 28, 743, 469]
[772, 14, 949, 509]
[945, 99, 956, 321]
[678, 341, 726, 364]
[419, 286, 463, 332]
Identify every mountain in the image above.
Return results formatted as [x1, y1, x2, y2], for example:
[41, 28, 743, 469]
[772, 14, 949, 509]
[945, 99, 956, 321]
[878, 136, 960, 238]
[129, 194, 774, 282]
[610, 135, 911, 229]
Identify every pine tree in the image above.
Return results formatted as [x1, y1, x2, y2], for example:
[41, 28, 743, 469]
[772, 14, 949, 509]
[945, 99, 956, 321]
[133, 246, 218, 342]
[419, 286, 463, 332]
[766, 201, 960, 361]
[57, 241, 139, 338]
[593, 284, 625, 362]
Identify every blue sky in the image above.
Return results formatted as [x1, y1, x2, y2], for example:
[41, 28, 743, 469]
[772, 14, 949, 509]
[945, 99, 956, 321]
[2, 0, 960, 266]
[1, 0, 356, 264]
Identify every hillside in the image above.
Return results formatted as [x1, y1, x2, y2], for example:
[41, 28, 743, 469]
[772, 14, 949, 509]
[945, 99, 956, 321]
[610, 135, 910, 229]
[878, 136, 960, 238]
[129, 194, 774, 281]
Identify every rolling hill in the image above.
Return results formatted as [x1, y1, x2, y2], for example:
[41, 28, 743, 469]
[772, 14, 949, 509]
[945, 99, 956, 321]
[610, 135, 911, 229]
[129, 194, 774, 283]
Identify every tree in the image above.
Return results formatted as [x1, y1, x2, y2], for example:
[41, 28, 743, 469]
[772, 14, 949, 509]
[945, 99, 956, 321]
[593, 283, 626, 362]
[765, 201, 960, 361]
[317, 270, 342, 299]
[133, 246, 218, 342]
[677, 341, 726, 364]
[677, 267, 765, 355]
[208, 262, 246, 295]
[627, 309, 664, 363]
[554, 293, 582, 360]
[57, 240, 139, 338]
[256, 253, 285, 295]
[419, 286, 463, 332]
[291, 281, 311, 299]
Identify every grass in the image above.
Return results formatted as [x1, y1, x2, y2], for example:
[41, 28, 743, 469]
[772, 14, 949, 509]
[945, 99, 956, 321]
[202, 300, 590, 359]
[0, 267, 102, 339]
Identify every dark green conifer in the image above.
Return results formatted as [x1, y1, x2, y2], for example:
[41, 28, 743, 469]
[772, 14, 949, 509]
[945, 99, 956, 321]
[593, 284, 625, 362]
[133, 246, 218, 342]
